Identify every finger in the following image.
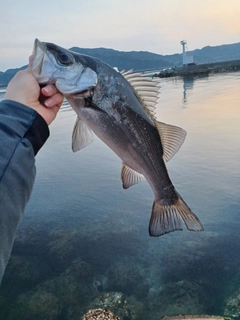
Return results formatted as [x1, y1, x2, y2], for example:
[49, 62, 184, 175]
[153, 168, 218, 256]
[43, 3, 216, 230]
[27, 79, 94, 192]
[41, 85, 59, 97]
[44, 92, 63, 108]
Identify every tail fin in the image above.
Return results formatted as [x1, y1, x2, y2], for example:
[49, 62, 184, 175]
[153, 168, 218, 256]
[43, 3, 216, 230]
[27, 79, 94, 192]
[149, 195, 203, 237]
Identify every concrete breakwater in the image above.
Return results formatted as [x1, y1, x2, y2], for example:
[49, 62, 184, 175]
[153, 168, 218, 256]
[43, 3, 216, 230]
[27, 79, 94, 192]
[155, 59, 240, 78]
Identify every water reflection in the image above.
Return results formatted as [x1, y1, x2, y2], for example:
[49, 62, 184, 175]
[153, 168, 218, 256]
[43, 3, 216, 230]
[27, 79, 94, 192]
[182, 73, 210, 105]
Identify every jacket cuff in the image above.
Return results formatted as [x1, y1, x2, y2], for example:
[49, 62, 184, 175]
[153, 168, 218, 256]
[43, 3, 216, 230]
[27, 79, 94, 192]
[1, 100, 50, 155]
[24, 112, 49, 155]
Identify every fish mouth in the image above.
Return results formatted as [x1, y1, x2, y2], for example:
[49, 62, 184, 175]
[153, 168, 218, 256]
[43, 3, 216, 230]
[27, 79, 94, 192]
[32, 38, 56, 84]
[32, 39, 46, 77]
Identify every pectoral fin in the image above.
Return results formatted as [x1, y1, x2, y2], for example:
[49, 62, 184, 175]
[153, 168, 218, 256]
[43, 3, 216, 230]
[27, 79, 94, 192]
[121, 163, 145, 189]
[155, 121, 187, 162]
[72, 117, 94, 152]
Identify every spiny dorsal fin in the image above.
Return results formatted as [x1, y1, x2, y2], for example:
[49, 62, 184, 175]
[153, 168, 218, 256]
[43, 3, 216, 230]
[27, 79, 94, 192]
[121, 163, 145, 189]
[155, 121, 187, 162]
[72, 117, 94, 152]
[120, 70, 161, 121]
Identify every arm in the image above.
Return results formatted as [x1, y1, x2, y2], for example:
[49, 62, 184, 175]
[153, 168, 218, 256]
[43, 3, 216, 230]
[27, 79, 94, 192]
[0, 100, 48, 280]
[0, 61, 63, 282]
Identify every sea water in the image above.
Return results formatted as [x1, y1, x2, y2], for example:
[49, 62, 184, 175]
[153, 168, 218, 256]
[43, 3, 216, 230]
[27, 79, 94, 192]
[0, 71, 240, 319]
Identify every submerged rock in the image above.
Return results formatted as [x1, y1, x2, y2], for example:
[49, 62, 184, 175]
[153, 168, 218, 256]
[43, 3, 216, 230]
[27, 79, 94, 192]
[47, 229, 83, 272]
[9, 289, 60, 320]
[82, 308, 120, 320]
[13, 220, 51, 256]
[224, 287, 240, 317]
[106, 259, 150, 299]
[146, 280, 206, 319]
[9, 258, 97, 320]
[87, 292, 143, 320]
[0, 254, 53, 317]
[1, 254, 51, 290]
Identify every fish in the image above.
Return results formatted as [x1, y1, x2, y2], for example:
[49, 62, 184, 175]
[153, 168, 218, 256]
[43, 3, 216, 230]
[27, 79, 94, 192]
[32, 39, 204, 236]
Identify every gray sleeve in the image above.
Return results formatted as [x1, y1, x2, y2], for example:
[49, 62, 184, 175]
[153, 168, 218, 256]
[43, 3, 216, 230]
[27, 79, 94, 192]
[0, 100, 49, 282]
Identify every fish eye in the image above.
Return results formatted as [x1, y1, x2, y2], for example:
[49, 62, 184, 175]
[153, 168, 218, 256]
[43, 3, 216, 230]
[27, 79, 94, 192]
[58, 53, 73, 66]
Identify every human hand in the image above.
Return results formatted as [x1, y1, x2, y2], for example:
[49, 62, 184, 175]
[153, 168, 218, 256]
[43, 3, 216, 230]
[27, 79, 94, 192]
[4, 56, 64, 125]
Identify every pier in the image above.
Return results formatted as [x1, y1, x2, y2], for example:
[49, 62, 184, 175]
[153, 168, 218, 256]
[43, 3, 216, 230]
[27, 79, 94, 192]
[155, 59, 240, 78]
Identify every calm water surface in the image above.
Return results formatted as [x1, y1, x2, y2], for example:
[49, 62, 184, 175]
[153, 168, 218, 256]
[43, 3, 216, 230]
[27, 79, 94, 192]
[0, 72, 240, 319]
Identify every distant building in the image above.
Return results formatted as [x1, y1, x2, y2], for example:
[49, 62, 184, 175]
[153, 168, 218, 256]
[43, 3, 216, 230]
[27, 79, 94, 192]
[180, 40, 194, 66]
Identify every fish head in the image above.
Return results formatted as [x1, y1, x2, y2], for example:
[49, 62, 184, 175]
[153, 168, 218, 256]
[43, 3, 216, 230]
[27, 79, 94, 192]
[32, 39, 97, 95]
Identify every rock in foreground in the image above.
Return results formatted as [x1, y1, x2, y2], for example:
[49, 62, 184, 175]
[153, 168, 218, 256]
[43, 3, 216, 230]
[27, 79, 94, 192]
[82, 308, 120, 320]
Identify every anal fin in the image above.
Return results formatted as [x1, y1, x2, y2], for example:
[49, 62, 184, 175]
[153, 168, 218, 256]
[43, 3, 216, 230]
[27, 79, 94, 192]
[121, 164, 145, 189]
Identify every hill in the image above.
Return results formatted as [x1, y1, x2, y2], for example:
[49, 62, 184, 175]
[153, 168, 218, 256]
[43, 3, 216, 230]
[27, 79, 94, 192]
[0, 65, 28, 87]
[69, 47, 171, 71]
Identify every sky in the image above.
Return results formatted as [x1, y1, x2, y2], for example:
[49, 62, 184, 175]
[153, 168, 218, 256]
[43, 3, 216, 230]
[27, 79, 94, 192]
[0, 0, 239, 71]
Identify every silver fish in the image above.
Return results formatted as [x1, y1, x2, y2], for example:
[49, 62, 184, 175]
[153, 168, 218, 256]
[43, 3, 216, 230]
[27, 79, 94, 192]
[32, 39, 203, 236]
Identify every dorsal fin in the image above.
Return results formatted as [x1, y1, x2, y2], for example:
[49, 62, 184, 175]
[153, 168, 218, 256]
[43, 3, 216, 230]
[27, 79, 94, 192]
[121, 163, 145, 189]
[120, 70, 160, 121]
[121, 70, 186, 160]
[155, 121, 187, 162]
